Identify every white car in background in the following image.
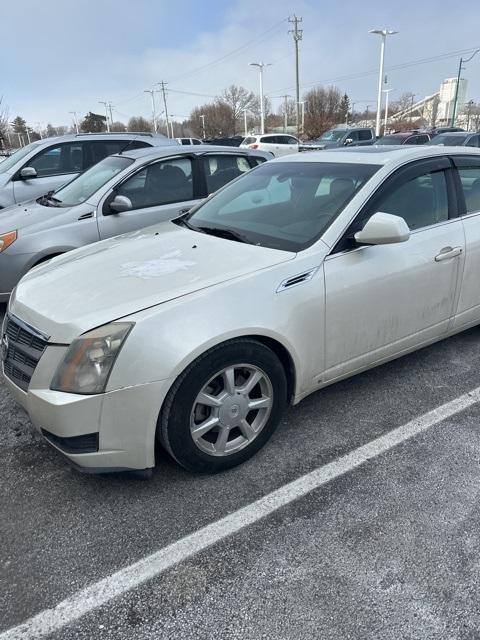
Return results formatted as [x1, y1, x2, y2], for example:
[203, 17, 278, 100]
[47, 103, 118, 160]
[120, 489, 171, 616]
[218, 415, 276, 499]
[176, 137, 203, 146]
[4, 146, 480, 476]
[241, 133, 300, 157]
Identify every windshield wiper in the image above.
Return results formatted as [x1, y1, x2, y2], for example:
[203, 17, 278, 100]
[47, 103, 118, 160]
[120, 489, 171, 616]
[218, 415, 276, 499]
[38, 191, 63, 207]
[195, 225, 250, 244]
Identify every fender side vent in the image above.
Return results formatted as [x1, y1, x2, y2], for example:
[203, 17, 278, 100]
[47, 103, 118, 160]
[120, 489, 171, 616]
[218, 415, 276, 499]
[78, 212, 94, 221]
[277, 267, 319, 292]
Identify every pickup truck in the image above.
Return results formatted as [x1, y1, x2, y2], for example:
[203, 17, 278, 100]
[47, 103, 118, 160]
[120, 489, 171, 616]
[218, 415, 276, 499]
[301, 127, 376, 150]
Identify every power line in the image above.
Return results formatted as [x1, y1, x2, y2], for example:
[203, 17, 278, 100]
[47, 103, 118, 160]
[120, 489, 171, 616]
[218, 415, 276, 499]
[271, 44, 480, 96]
[168, 19, 287, 85]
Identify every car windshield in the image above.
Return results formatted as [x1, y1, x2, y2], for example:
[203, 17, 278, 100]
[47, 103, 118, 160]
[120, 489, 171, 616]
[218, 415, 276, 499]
[429, 134, 469, 146]
[0, 141, 44, 174]
[51, 155, 134, 207]
[185, 161, 380, 252]
[320, 130, 347, 141]
[375, 136, 405, 145]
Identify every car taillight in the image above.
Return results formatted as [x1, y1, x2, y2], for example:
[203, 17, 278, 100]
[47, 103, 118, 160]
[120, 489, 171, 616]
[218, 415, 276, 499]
[248, 144, 258, 149]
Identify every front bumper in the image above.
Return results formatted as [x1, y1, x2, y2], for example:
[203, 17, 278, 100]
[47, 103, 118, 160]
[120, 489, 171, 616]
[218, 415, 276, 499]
[3, 343, 173, 471]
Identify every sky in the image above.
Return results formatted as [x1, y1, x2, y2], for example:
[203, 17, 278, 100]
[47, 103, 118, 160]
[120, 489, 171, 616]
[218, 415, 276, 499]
[2, 0, 480, 129]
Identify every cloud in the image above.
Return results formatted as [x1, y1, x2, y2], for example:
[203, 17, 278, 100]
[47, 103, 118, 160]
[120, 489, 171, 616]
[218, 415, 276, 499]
[2, 0, 480, 127]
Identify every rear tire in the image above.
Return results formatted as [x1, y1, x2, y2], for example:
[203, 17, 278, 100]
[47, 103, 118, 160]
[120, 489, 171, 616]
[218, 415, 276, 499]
[158, 339, 287, 473]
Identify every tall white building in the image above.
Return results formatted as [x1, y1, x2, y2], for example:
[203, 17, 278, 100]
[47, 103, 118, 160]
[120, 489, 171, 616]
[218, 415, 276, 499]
[437, 77, 468, 122]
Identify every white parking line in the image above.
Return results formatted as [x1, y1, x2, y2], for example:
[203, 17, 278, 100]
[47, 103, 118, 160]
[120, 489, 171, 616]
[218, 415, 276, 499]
[2, 387, 480, 640]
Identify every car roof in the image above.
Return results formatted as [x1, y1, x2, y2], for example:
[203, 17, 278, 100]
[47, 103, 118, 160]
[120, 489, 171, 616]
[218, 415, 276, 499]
[118, 144, 269, 161]
[32, 132, 178, 146]
[273, 145, 480, 166]
[436, 131, 473, 137]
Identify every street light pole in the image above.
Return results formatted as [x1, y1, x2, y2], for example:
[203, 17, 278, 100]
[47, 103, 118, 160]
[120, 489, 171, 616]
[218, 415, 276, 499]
[451, 50, 480, 127]
[200, 114, 206, 139]
[144, 89, 158, 133]
[249, 62, 271, 135]
[298, 100, 306, 134]
[369, 29, 398, 138]
[382, 89, 394, 133]
[242, 109, 248, 137]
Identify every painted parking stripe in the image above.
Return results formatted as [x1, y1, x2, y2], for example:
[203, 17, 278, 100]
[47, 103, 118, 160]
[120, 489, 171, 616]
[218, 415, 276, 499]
[3, 386, 480, 640]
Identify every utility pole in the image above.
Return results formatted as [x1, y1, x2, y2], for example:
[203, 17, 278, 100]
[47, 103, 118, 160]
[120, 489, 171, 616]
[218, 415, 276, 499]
[281, 95, 292, 132]
[69, 111, 79, 133]
[451, 50, 480, 126]
[107, 102, 114, 126]
[98, 101, 110, 132]
[200, 114, 206, 139]
[288, 15, 303, 136]
[144, 89, 159, 132]
[158, 81, 170, 137]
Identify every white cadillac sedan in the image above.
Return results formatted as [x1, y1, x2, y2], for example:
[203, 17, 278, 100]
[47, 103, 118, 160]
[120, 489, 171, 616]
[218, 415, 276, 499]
[3, 146, 480, 475]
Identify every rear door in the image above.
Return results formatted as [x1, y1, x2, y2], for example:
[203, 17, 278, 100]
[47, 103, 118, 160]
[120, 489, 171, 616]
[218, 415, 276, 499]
[323, 157, 464, 380]
[97, 155, 200, 239]
[13, 141, 87, 203]
[354, 129, 374, 146]
[259, 136, 280, 156]
[451, 156, 480, 329]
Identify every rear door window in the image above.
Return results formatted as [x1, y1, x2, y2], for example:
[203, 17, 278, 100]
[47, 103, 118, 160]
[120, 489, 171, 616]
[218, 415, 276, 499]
[457, 166, 480, 213]
[203, 154, 252, 194]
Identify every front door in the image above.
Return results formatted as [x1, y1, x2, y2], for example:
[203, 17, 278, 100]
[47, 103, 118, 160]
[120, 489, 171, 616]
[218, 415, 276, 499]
[323, 158, 464, 381]
[97, 156, 200, 238]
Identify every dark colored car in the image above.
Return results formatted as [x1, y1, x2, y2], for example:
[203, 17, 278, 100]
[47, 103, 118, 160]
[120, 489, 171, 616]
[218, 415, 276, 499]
[427, 132, 480, 147]
[430, 126, 465, 136]
[204, 136, 244, 147]
[374, 131, 432, 146]
[302, 127, 376, 150]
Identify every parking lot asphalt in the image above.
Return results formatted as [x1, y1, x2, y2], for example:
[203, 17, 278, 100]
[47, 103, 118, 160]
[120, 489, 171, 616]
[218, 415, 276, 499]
[2, 300, 480, 639]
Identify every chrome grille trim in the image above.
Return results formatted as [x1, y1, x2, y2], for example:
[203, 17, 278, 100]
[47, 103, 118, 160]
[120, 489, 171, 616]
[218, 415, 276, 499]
[2, 314, 49, 391]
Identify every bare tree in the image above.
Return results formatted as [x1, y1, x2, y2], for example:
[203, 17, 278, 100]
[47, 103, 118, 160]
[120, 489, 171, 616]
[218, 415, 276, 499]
[127, 116, 152, 132]
[0, 97, 9, 149]
[302, 86, 344, 139]
[189, 101, 234, 138]
[221, 85, 255, 135]
[110, 121, 127, 132]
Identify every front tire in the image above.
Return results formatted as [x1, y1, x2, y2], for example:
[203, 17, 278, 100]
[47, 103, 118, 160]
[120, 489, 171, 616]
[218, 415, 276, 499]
[158, 339, 287, 473]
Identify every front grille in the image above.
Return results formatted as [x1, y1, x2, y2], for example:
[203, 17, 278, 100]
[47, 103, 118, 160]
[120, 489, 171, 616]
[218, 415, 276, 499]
[2, 314, 48, 391]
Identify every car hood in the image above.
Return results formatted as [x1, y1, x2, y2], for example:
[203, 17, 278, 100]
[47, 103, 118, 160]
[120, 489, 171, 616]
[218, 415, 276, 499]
[0, 198, 76, 234]
[12, 221, 294, 343]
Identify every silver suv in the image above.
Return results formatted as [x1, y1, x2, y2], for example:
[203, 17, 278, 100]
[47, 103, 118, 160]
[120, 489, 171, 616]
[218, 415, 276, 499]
[0, 132, 177, 209]
[0, 145, 269, 300]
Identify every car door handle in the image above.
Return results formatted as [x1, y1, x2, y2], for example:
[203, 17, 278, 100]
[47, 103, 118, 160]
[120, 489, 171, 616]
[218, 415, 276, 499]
[435, 246, 463, 262]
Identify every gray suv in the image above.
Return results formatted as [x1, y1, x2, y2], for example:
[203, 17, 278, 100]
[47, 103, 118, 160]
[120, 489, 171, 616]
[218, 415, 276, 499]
[0, 132, 177, 209]
[302, 127, 376, 150]
[0, 145, 269, 300]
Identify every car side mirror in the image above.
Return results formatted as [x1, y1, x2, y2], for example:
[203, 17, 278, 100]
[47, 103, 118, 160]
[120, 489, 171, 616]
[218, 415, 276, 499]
[109, 195, 132, 214]
[344, 138, 354, 146]
[19, 167, 37, 180]
[354, 212, 410, 245]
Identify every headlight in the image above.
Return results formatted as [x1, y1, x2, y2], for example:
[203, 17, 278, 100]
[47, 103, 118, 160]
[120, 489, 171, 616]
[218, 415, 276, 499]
[51, 323, 133, 394]
[0, 230, 17, 253]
